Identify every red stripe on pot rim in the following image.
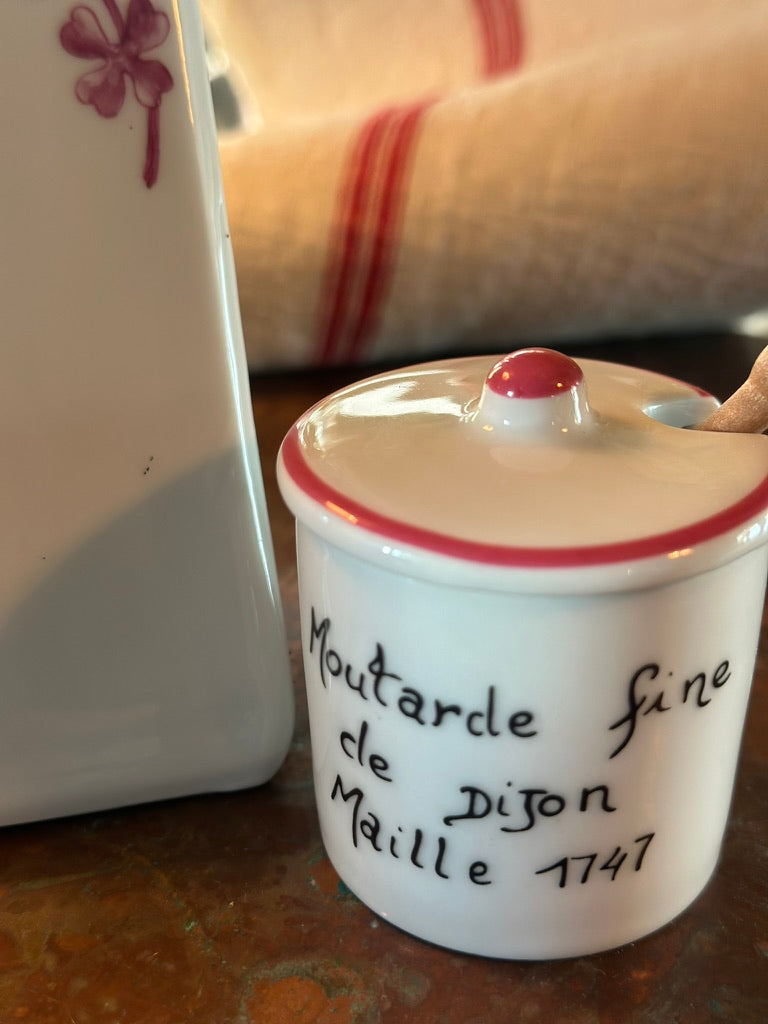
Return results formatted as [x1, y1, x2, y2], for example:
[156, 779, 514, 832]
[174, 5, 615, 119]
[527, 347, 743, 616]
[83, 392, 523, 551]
[279, 427, 768, 569]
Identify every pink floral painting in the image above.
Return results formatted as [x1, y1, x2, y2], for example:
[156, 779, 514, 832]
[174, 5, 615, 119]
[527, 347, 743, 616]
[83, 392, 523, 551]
[60, 0, 174, 188]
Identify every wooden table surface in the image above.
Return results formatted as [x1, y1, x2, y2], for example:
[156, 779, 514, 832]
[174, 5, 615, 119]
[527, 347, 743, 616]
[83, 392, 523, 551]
[1, 335, 766, 1023]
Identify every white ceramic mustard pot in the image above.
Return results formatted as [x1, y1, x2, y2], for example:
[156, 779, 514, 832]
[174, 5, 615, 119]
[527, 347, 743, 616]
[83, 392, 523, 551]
[278, 349, 768, 959]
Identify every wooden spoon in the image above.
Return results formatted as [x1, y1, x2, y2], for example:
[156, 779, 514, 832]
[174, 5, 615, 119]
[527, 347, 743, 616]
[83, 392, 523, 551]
[695, 345, 768, 434]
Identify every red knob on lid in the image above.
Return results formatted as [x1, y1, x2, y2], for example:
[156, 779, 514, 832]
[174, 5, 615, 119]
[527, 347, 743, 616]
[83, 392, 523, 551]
[477, 349, 592, 437]
[486, 349, 584, 399]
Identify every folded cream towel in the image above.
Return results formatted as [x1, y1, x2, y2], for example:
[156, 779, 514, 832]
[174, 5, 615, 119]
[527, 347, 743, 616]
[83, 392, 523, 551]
[203, 0, 768, 370]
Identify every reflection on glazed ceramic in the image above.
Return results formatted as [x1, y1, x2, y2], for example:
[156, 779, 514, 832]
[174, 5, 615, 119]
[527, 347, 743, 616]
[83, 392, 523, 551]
[2, 0, 292, 827]
[278, 349, 768, 959]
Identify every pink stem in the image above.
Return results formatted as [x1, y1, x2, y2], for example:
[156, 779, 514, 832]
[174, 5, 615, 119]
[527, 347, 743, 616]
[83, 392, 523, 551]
[143, 105, 160, 188]
[102, 0, 125, 37]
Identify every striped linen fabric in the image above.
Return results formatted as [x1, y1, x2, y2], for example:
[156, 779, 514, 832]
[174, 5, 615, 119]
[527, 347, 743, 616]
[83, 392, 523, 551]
[206, 0, 768, 370]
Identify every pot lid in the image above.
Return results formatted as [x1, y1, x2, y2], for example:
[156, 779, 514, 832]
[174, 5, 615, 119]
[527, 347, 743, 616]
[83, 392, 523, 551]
[278, 350, 768, 571]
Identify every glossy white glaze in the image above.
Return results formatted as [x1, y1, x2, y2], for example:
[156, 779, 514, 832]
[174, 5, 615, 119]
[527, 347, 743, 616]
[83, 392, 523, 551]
[296, 526, 766, 959]
[283, 354, 768, 557]
[279, 349, 768, 958]
[0, 0, 293, 825]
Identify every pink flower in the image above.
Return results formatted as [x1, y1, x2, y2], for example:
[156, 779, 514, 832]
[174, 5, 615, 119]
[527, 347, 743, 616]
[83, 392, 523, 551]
[60, 0, 174, 187]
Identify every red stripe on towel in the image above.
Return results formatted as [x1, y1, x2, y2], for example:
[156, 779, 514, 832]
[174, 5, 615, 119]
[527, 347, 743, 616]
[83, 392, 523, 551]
[471, 0, 524, 76]
[345, 101, 430, 363]
[314, 3, 524, 365]
[315, 100, 432, 365]
[315, 108, 394, 365]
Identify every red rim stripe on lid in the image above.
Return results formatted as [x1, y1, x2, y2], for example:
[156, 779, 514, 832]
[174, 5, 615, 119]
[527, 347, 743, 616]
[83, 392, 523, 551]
[281, 428, 768, 568]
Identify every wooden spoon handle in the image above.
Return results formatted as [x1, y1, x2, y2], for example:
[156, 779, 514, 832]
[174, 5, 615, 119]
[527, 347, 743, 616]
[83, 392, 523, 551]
[695, 345, 768, 434]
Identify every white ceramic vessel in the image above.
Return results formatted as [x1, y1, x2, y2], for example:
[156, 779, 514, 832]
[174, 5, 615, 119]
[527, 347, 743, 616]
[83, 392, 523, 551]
[1, 1, 293, 824]
[278, 349, 768, 959]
